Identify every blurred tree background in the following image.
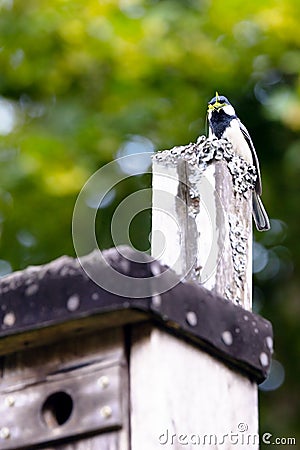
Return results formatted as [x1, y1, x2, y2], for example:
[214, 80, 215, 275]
[0, 0, 299, 445]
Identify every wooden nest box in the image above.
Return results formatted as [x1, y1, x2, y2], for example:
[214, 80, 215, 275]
[0, 138, 273, 449]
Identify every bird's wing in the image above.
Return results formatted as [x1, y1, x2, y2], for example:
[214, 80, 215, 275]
[238, 118, 262, 195]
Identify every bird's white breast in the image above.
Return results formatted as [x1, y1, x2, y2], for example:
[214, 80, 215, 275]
[222, 119, 253, 164]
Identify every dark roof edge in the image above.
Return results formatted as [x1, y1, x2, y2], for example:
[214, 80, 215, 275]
[0, 246, 273, 383]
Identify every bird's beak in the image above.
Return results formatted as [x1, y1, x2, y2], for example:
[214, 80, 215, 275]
[208, 91, 224, 112]
[208, 102, 222, 112]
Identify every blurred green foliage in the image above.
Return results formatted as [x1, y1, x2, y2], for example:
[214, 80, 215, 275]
[0, 0, 299, 445]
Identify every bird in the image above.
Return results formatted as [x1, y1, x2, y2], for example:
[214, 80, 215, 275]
[207, 92, 270, 232]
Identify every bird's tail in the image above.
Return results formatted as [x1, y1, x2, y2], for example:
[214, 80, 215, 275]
[252, 192, 270, 231]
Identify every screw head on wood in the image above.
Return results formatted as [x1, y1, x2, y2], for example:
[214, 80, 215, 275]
[100, 405, 112, 419]
[186, 311, 198, 327]
[5, 396, 15, 407]
[66, 294, 80, 312]
[260, 352, 269, 367]
[265, 336, 273, 352]
[3, 312, 16, 327]
[151, 294, 161, 308]
[221, 330, 233, 346]
[0, 427, 10, 440]
[98, 376, 110, 389]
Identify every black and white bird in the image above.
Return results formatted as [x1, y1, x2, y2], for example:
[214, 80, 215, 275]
[207, 92, 270, 231]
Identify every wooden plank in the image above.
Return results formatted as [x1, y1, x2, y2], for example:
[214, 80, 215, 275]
[45, 431, 123, 450]
[130, 324, 258, 450]
[152, 139, 253, 309]
[0, 328, 129, 450]
[0, 308, 146, 358]
[129, 141, 259, 450]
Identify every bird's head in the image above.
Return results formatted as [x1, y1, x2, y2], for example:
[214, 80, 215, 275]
[207, 92, 235, 117]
